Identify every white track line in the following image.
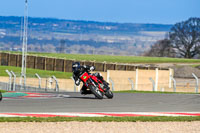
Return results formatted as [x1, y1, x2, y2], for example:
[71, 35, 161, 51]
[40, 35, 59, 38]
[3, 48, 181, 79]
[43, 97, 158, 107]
[0, 112, 200, 117]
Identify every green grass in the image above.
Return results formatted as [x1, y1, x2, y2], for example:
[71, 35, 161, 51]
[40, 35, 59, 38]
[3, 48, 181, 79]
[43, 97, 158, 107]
[3, 51, 200, 63]
[0, 65, 72, 79]
[0, 116, 200, 122]
[114, 90, 199, 94]
[190, 64, 200, 68]
[0, 90, 6, 93]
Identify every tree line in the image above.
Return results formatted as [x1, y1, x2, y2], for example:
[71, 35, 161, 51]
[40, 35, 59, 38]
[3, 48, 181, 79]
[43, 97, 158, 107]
[144, 18, 200, 58]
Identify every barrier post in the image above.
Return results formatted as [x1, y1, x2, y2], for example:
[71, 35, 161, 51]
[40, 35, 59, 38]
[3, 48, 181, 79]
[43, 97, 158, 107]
[109, 78, 115, 91]
[35, 73, 42, 89]
[170, 76, 176, 92]
[149, 77, 155, 91]
[169, 68, 173, 88]
[23, 74, 26, 90]
[5, 70, 12, 91]
[135, 69, 138, 90]
[192, 73, 199, 93]
[155, 68, 159, 91]
[52, 76, 59, 92]
[128, 78, 134, 90]
[10, 71, 16, 91]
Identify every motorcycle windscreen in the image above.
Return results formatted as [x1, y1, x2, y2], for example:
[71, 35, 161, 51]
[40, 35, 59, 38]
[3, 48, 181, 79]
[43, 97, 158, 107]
[80, 72, 90, 82]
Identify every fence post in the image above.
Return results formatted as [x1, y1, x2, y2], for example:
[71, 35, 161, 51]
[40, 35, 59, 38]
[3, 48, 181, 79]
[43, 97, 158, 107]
[109, 77, 115, 91]
[52, 76, 59, 92]
[35, 73, 42, 89]
[10, 71, 16, 91]
[135, 69, 138, 90]
[45, 78, 48, 91]
[170, 76, 176, 92]
[128, 78, 134, 90]
[192, 73, 199, 93]
[169, 68, 173, 88]
[20, 74, 26, 90]
[155, 68, 159, 91]
[23, 74, 26, 90]
[5, 70, 12, 91]
[149, 77, 155, 91]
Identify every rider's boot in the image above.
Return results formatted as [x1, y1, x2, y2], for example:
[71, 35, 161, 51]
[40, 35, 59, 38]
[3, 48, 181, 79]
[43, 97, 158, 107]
[80, 86, 92, 95]
[80, 88, 87, 95]
[103, 81, 109, 86]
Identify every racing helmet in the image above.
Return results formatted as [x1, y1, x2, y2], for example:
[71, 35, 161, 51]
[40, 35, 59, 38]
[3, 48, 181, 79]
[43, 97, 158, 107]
[72, 62, 80, 72]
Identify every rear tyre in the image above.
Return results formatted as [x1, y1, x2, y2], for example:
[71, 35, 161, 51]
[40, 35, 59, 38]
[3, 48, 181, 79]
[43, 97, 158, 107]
[0, 92, 2, 101]
[105, 90, 113, 99]
[89, 85, 103, 99]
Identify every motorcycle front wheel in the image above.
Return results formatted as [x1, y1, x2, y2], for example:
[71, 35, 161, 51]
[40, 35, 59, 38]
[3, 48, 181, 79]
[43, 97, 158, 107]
[89, 85, 103, 99]
[105, 90, 113, 99]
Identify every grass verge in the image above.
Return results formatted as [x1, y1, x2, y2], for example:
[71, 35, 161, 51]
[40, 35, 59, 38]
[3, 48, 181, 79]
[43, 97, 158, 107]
[0, 116, 200, 122]
[114, 90, 199, 94]
[0, 65, 72, 79]
[0, 90, 6, 93]
[3, 51, 200, 64]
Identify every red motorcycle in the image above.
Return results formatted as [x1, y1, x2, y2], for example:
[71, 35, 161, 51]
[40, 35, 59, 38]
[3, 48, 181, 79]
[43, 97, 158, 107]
[79, 71, 113, 99]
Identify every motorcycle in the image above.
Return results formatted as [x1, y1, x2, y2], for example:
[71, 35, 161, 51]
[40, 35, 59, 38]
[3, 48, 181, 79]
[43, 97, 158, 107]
[77, 71, 114, 99]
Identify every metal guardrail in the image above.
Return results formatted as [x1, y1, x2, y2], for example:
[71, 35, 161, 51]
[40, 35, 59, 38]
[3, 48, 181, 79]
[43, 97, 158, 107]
[192, 73, 199, 93]
[52, 75, 59, 92]
[149, 77, 155, 91]
[0, 82, 8, 91]
[35, 73, 42, 89]
[10, 71, 16, 91]
[109, 78, 115, 91]
[128, 78, 134, 90]
[2, 70, 60, 92]
[170, 76, 176, 92]
[5, 70, 12, 91]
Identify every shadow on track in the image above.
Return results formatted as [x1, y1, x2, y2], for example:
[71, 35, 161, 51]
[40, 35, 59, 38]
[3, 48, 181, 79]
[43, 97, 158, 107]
[64, 96, 104, 100]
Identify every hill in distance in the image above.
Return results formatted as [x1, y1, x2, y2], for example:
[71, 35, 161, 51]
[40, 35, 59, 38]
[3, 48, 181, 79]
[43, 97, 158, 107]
[0, 16, 172, 55]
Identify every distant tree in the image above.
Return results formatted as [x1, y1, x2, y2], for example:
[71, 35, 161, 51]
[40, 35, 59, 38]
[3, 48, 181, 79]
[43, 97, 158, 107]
[169, 17, 200, 58]
[144, 39, 175, 57]
[59, 39, 66, 53]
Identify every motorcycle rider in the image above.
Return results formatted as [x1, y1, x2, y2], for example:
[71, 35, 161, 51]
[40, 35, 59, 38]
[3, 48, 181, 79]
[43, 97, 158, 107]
[72, 62, 108, 94]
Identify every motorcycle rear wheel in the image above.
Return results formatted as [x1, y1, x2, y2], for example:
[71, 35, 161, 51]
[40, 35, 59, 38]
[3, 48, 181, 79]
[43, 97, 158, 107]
[0, 92, 2, 101]
[105, 90, 113, 99]
[89, 85, 103, 99]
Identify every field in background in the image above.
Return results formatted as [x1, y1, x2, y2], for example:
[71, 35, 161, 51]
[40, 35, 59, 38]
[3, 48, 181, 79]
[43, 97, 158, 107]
[6, 51, 200, 64]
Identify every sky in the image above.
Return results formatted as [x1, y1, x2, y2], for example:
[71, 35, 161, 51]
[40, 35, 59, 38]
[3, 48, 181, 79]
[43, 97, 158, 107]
[0, 0, 199, 24]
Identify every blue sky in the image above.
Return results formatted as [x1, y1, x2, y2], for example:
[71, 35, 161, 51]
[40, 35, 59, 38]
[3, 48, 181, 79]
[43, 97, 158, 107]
[0, 0, 199, 24]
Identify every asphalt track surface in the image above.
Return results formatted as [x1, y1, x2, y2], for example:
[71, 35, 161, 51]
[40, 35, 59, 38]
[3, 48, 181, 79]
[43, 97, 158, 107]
[0, 92, 200, 113]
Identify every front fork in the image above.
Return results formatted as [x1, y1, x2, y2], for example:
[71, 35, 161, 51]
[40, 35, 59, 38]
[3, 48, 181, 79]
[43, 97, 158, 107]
[88, 78, 105, 93]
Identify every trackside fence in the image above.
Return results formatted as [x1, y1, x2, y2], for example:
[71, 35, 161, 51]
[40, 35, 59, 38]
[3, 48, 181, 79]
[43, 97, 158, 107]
[0, 70, 60, 92]
[0, 69, 199, 93]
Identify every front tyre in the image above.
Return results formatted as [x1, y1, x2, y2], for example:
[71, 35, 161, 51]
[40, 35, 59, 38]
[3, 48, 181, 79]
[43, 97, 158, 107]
[105, 90, 113, 99]
[89, 85, 103, 99]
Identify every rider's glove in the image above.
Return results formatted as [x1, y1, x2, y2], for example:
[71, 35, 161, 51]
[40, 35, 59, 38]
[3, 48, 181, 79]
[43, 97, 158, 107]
[75, 79, 80, 86]
[90, 66, 95, 71]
